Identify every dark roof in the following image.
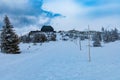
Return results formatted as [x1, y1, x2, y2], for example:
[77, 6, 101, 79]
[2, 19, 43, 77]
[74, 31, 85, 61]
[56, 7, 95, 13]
[41, 25, 54, 32]
[28, 30, 41, 35]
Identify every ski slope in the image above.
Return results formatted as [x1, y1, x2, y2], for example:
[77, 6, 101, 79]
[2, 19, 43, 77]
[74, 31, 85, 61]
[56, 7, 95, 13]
[0, 40, 120, 80]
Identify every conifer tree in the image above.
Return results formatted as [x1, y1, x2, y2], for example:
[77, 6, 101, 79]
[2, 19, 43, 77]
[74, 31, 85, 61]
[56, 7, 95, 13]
[0, 16, 20, 54]
[93, 32, 101, 47]
[112, 28, 119, 41]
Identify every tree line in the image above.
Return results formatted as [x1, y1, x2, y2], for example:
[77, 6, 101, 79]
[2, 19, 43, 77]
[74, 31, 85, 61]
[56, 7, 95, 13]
[0, 16, 119, 54]
[92, 27, 119, 47]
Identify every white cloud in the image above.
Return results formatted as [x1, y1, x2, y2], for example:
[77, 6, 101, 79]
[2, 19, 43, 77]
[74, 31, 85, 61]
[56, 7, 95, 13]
[0, 0, 62, 30]
[43, 0, 120, 31]
[43, 0, 81, 17]
[0, 0, 120, 31]
[15, 25, 40, 35]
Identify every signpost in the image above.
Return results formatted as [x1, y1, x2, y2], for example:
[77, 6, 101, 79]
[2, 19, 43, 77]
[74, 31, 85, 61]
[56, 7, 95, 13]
[88, 25, 91, 62]
[79, 34, 82, 51]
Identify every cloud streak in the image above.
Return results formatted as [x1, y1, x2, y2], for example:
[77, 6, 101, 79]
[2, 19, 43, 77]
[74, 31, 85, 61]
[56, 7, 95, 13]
[0, 0, 62, 28]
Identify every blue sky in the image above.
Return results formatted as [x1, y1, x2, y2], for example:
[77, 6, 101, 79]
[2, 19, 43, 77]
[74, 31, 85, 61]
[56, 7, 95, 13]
[0, 0, 120, 32]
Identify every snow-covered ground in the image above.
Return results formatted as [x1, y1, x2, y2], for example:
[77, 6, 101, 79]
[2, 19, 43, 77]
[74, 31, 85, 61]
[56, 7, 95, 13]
[0, 40, 120, 80]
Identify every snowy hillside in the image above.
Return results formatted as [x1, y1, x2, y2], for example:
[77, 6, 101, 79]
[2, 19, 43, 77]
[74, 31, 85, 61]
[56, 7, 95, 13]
[0, 40, 120, 80]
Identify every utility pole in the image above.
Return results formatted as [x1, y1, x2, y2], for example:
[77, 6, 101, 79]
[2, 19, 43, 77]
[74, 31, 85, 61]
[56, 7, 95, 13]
[79, 33, 82, 50]
[88, 25, 91, 62]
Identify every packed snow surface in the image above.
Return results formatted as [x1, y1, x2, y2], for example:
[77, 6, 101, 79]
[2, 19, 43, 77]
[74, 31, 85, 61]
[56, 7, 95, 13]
[0, 40, 120, 80]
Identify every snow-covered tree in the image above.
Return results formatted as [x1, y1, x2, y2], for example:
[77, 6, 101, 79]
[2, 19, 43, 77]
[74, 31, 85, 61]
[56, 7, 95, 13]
[32, 33, 47, 43]
[102, 28, 119, 43]
[93, 32, 101, 47]
[111, 28, 119, 41]
[0, 16, 20, 54]
[92, 32, 102, 42]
